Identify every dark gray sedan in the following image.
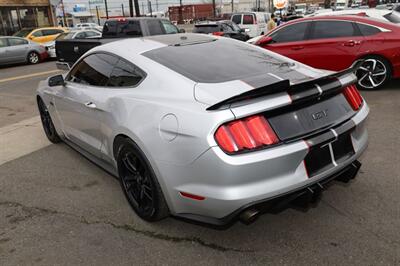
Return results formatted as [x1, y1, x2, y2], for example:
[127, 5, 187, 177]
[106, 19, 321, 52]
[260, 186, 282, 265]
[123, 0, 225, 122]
[0, 36, 48, 65]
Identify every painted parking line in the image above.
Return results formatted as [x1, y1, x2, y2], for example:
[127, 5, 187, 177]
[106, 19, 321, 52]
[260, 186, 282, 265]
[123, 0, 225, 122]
[0, 116, 51, 166]
[0, 70, 61, 84]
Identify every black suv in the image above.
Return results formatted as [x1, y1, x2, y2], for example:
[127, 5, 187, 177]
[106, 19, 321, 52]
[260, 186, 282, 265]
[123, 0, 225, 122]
[193, 20, 249, 41]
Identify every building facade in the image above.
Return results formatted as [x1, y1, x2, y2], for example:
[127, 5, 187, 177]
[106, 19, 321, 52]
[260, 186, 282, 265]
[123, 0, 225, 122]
[0, 0, 54, 35]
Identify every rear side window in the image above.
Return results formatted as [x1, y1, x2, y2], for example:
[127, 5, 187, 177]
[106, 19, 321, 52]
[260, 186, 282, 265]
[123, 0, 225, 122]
[357, 23, 381, 36]
[161, 20, 179, 34]
[232, 14, 242, 24]
[311, 21, 355, 39]
[43, 29, 63, 36]
[243, 14, 255, 25]
[0, 38, 8, 47]
[67, 53, 118, 86]
[32, 30, 43, 37]
[108, 59, 144, 87]
[147, 20, 164, 35]
[8, 38, 28, 46]
[270, 22, 309, 43]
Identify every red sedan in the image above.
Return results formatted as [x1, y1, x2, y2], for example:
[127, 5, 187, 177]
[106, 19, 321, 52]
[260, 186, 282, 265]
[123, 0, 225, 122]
[254, 15, 400, 90]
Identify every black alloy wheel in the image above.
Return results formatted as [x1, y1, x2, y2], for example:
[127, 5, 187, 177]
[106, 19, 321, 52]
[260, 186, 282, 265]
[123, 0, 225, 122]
[37, 98, 61, 143]
[117, 140, 169, 221]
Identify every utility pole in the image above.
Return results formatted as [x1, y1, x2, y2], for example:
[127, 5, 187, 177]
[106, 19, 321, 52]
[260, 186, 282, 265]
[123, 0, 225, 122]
[134, 0, 141, 16]
[96, 5, 100, 25]
[60, 0, 67, 27]
[104, 0, 109, 19]
[231, 0, 234, 12]
[148, 0, 152, 16]
[122, 3, 125, 16]
[129, 0, 134, 16]
[212, 0, 216, 18]
[156, 0, 158, 11]
[179, 0, 183, 24]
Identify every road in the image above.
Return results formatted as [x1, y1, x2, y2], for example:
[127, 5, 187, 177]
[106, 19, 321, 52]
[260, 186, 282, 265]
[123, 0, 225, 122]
[0, 62, 399, 265]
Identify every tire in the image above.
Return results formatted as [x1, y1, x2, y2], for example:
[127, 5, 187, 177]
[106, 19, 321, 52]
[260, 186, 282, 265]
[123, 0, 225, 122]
[116, 139, 169, 222]
[37, 98, 61, 143]
[27, 51, 40, 64]
[355, 55, 392, 90]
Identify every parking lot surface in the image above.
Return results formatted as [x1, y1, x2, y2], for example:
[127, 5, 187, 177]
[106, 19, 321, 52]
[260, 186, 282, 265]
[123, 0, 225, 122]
[0, 62, 399, 265]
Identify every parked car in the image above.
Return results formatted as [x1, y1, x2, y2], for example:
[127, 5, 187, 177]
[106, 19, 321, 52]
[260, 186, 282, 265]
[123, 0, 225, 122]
[44, 30, 102, 58]
[13, 27, 68, 44]
[308, 8, 400, 24]
[231, 12, 270, 38]
[37, 33, 368, 226]
[75, 23, 103, 32]
[253, 15, 400, 90]
[56, 17, 183, 66]
[193, 20, 250, 41]
[0, 36, 48, 65]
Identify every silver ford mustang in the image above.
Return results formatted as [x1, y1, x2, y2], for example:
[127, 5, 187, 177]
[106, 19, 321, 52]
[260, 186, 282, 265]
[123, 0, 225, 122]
[37, 34, 369, 226]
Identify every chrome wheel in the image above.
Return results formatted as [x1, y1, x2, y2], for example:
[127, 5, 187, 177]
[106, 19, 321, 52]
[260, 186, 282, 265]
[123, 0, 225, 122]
[356, 59, 387, 89]
[28, 52, 39, 64]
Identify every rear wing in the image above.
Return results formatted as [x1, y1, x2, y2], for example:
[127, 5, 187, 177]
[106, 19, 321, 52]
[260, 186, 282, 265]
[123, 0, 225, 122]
[206, 60, 363, 111]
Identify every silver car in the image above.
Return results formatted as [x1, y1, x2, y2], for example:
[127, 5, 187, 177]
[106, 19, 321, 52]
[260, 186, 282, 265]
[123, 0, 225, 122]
[43, 30, 102, 58]
[37, 34, 369, 226]
[0, 36, 48, 65]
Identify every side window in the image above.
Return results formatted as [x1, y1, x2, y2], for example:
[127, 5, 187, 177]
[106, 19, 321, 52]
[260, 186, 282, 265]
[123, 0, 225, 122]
[42, 29, 63, 36]
[357, 23, 381, 36]
[0, 38, 8, 47]
[108, 59, 144, 87]
[32, 30, 43, 37]
[270, 22, 309, 43]
[221, 23, 233, 32]
[161, 20, 178, 34]
[8, 38, 28, 46]
[75, 32, 86, 39]
[311, 21, 355, 39]
[85, 31, 100, 37]
[232, 14, 242, 24]
[147, 20, 164, 35]
[66, 53, 118, 86]
[243, 14, 255, 25]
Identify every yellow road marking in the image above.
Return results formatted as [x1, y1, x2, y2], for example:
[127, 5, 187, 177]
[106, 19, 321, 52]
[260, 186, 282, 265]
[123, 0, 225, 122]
[0, 69, 61, 84]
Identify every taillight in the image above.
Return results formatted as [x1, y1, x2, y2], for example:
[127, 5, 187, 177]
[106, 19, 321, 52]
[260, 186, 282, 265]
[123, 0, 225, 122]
[343, 84, 363, 111]
[212, 31, 224, 36]
[215, 115, 279, 154]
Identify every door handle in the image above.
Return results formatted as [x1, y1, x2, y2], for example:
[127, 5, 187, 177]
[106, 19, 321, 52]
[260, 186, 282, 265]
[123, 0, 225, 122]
[85, 102, 96, 109]
[343, 41, 355, 47]
[291, 46, 304, 50]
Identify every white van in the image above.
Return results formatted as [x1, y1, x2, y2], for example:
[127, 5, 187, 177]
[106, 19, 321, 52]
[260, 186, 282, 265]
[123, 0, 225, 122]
[231, 12, 270, 38]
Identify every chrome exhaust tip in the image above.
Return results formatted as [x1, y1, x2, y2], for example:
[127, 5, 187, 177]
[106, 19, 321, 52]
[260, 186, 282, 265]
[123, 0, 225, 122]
[239, 209, 260, 225]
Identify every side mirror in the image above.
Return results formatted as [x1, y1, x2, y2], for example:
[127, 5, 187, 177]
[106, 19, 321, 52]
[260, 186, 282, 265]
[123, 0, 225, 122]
[48, 74, 64, 87]
[179, 28, 185, 33]
[255, 36, 273, 46]
[244, 28, 250, 33]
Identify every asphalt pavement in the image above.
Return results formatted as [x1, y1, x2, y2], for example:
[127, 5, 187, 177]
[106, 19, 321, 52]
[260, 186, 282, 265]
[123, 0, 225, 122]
[0, 62, 399, 265]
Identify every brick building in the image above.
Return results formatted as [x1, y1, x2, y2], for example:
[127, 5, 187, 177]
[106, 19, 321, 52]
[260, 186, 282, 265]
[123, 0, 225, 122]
[0, 0, 54, 35]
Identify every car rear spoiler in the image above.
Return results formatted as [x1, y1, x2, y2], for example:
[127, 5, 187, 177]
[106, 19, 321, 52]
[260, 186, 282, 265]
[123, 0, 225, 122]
[206, 60, 363, 111]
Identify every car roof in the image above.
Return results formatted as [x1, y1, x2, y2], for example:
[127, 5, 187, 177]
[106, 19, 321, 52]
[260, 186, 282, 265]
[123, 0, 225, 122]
[279, 14, 397, 29]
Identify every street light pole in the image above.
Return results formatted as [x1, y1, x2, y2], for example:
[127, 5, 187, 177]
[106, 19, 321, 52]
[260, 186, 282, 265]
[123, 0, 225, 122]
[60, 0, 67, 26]
[104, 0, 109, 19]
[134, 0, 141, 16]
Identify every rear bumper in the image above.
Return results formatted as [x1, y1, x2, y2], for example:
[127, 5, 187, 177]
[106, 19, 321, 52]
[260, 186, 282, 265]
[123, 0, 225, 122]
[158, 103, 369, 225]
[176, 160, 362, 227]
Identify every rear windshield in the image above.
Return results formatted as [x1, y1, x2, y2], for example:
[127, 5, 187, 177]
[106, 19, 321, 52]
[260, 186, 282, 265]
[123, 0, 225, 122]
[193, 25, 219, 33]
[103, 20, 142, 37]
[143, 38, 288, 83]
[13, 29, 33, 37]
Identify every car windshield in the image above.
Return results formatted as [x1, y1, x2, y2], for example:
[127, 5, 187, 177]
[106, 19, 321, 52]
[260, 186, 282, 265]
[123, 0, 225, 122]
[143, 38, 291, 83]
[13, 29, 33, 37]
[56, 32, 76, 40]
